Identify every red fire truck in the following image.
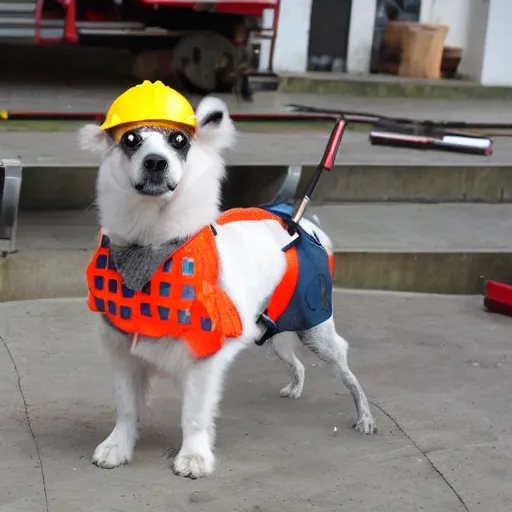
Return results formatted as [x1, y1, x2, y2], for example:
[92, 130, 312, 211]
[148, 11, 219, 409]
[0, 0, 280, 94]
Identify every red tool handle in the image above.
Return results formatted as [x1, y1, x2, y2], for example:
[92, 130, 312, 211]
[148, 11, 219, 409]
[322, 119, 347, 170]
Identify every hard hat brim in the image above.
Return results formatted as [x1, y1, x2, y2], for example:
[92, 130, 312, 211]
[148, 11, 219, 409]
[107, 120, 196, 143]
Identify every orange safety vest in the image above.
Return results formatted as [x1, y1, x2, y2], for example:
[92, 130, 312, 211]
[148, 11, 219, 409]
[86, 208, 304, 358]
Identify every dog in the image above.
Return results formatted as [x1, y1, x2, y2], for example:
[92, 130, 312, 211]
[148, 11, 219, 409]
[78, 96, 376, 479]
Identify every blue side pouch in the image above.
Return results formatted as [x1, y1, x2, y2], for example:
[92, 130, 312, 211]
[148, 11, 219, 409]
[257, 203, 333, 344]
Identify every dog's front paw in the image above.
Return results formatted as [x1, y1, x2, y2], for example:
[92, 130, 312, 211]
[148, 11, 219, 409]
[172, 450, 215, 479]
[92, 437, 133, 469]
[353, 414, 377, 435]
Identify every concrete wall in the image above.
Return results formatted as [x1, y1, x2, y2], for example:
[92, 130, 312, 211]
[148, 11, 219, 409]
[257, 9, 273, 72]
[346, 0, 377, 74]
[269, 0, 313, 73]
[419, 0, 472, 49]
[423, 0, 512, 86]
[420, 0, 490, 81]
[480, 0, 512, 85]
[343, 0, 492, 79]
[457, 0, 489, 80]
[263, 0, 511, 86]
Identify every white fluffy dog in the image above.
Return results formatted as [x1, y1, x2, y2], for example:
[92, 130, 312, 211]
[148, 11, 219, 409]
[79, 96, 376, 479]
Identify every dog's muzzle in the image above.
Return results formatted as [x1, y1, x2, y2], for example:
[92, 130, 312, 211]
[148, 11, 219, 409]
[135, 154, 177, 195]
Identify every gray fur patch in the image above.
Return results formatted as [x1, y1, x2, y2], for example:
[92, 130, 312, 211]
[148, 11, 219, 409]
[110, 237, 189, 292]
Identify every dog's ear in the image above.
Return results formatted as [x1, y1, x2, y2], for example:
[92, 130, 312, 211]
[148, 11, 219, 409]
[195, 97, 236, 152]
[78, 124, 114, 155]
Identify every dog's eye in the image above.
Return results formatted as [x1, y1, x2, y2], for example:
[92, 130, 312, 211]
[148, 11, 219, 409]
[121, 131, 142, 149]
[169, 132, 188, 150]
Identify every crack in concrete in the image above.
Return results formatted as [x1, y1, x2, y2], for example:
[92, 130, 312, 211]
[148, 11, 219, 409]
[1, 335, 49, 512]
[371, 401, 470, 512]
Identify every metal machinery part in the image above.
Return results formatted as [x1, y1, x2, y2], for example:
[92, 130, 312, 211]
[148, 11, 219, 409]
[273, 165, 303, 204]
[172, 30, 240, 93]
[0, 159, 22, 254]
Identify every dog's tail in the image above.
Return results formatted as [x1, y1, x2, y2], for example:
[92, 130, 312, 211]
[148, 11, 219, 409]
[301, 216, 334, 256]
[308, 213, 322, 229]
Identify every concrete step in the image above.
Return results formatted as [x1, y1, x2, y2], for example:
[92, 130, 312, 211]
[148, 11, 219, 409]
[1, 86, 512, 125]
[3, 130, 512, 208]
[278, 71, 512, 100]
[5, 130, 511, 168]
[2, 204, 512, 301]
[15, 161, 512, 210]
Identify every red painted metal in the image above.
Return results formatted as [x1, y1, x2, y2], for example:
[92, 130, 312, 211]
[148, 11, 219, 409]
[35, 0, 77, 43]
[34, 0, 44, 43]
[484, 280, 512, 317]
[33, 0, 279, 74]
[63, 0, 78, 43]
[137, 0, 277, 5]
[323, 119, 347, 170]
[137, 0, 277, 16]
[0, 110, 338, 123]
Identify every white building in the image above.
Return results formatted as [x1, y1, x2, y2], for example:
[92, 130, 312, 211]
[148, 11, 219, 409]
[259, 0, 512, 87]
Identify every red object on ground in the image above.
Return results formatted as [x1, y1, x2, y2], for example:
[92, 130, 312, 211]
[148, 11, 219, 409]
[483, 280, 512, 317]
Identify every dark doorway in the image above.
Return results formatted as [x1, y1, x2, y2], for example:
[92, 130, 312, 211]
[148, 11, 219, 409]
[370, 0, 422, 73]
[307, 0, 352, 72]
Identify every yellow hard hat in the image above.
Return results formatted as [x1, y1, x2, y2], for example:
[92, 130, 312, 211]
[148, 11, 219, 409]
[101, 80, 196, 134]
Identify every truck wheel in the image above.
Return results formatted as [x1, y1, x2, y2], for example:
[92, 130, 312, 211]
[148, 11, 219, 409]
[172, 31, 238, 94]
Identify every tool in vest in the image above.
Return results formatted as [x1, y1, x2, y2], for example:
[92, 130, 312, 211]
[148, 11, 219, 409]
[250, 117, 347, 343]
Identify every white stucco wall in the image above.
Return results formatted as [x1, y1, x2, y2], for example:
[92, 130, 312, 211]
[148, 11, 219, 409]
[270, 0, 313, 73]
[257, 9, 273, 72]
[457, 0, 489, 80]
[262, 0, 510, 85]
[420, 0, 490, 80]
[480, 0, 512, 85]
[419, 0, 472, 49]
[346, 0, 377, 74]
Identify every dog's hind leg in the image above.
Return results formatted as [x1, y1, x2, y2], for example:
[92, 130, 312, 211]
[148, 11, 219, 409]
[298, 318, 376, 434]
[268, 334, 305, 399]
[92, 322, 151, 469]
[173, 339, 246, 479]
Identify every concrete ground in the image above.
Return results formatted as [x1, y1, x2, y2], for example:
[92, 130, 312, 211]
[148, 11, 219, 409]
[1, 291, 511, 512]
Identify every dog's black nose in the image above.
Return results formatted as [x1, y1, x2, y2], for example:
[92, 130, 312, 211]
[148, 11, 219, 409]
[143, 154, 168, 172]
